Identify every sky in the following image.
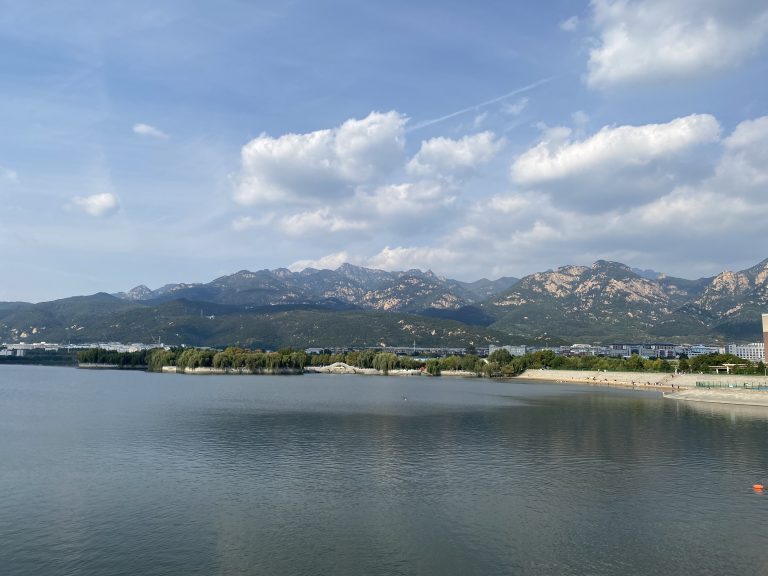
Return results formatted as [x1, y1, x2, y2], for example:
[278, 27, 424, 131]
[2, 0, 768, 302]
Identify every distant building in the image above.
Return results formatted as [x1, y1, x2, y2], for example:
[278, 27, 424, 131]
[604, 343, 678, 359]
[489, 344, 527, 356]
[763, 314, 768, 362]
[687, 344, 722, 357]
[727, 342, 765, 363]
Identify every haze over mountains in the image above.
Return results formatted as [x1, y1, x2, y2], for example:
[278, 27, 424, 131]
[2, 259, 767, 349]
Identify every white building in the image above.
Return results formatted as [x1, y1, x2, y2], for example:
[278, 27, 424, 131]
[763, 314, 768, 362]
[686, 344, 723, 357]
[727, 342, 765, 363]
[489, 344, 527, 356]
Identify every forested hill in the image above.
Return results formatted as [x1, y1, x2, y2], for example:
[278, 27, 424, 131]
[2, 258, 767, 346]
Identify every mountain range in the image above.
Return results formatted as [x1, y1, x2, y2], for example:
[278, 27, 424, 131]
[2, 259, 767, 348]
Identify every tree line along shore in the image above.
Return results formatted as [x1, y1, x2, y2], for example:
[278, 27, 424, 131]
[75, 347, 768, 378]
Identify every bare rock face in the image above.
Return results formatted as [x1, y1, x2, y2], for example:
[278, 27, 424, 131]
[487, 258, 768, 341]
[113, 265, 492, 313]
[125, 285, 152, 300]
[65, 257, 768, 344]
[693, 259, 768, 314]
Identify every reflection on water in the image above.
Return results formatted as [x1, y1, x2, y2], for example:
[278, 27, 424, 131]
[1, 366, 768, 576]
[671, 396, 768, 422]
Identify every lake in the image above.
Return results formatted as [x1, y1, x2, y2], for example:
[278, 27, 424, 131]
[1, 365, 767, 575]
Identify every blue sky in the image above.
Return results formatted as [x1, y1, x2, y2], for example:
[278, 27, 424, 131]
[2, 0, 768, 302]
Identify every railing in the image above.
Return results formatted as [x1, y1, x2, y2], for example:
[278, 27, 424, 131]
[696, 381, 768, 390]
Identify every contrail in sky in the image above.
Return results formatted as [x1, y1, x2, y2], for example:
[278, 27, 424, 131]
[407, 76, 554, 132]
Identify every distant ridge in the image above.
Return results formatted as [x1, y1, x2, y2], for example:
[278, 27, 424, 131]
[3, 258, 768, 347]
[113, 264, 519, 313]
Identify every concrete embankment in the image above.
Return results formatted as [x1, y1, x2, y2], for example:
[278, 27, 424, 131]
[519, 369, 768, 407]
[663, 388, 768, 408]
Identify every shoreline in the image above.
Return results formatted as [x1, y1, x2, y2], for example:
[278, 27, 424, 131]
[517, 368, 682, 391]
[72, 362, 768, 408]
[304, 363, 478, 377]
[663, 388, 768, 407]
[518, 369, 768, 407]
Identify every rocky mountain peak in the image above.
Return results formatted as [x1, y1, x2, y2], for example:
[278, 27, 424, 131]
[270, 268, 293, 278]
[591, 260, 635, 277]
[125, 285, 152, 300]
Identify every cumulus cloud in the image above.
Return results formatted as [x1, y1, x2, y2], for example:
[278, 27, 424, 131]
[289, 251, 351, 272]
[235, 111, 407, 205]
[133, 123, 169, 139]
[261, 117, 768, 284]
[366, 245, 459, 271]
[607, 118, 768, 244]
[407, 132, 504, 179]
[715, 116, 768, 188]
[402, 115, 768, 281]
[72, 193, 119, 216]
[362, 181, 455, 217]
[587, 0, 768, 88]
[511, 114, 720, 185]
[626, 186, 756, 230]
[280, 208, 367, 236]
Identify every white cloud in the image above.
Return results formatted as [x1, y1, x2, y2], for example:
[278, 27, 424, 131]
[587, 0, 768, 88]
[627, 186, 756, 229]
[72, 193, 119, 216]
[407, 132, 504, 179]
[280, 207, 367, 236]
[133, 123, 170, 139]
[235, 111, 407, 205]
[390, 115, 768, 281]
[1, 165, 19, 183]
[715, 116, 768, 188]
[511, 114, 720, 185]
[365, 245, 458, 271]
[289, 251, 351, 272]
[363, 181, 455, 216]
[560, 16, 580, 31]
[486, 192, 538, 215]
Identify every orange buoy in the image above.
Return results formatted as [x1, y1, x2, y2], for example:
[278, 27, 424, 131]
[753, 483, 764, 491]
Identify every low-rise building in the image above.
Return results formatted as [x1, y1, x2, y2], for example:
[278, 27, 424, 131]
[489, 344, 527, 356]
[686, 344, 723, 357]
[727, 342, 766, 363]
[763, 314, 768, 362]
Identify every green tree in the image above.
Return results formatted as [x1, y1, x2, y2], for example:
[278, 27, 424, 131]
[426, 359, 441, 376]
[488, 348, 513, 366]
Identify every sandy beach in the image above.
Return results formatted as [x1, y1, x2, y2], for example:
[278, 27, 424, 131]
[518, 368, 684, 390]
[518, 368, 768, 407]
[663, 388, 768, 407]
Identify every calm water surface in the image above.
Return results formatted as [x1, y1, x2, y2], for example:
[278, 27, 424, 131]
[1, 365, 768, 575]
